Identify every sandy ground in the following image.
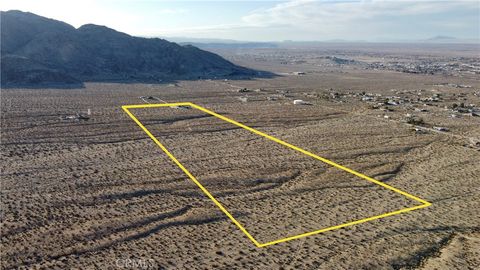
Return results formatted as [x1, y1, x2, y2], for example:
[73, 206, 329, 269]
[1, 46, 480, 269]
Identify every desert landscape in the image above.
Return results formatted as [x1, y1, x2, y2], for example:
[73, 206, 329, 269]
[2, 41, 480, 269]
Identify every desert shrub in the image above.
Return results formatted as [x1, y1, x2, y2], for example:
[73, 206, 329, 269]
[406, 116, 425, 125]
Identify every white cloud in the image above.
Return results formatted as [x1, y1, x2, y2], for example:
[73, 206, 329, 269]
[235, 0, 479, 40]
[242, 0, 479, 27]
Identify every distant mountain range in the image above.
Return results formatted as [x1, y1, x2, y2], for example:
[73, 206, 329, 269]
[179, 42, 278, 49]
[1, 10, 264, 87]
[165, 36, 479, 48]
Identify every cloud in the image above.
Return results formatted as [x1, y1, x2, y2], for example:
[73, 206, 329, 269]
[237, 0, 479, 40]
[242, 0, 479, 27]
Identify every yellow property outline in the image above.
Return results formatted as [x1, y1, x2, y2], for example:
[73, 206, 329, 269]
[122, 102, 431, 247]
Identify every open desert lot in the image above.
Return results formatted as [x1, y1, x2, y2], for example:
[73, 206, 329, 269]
[1, 45, 480, 269]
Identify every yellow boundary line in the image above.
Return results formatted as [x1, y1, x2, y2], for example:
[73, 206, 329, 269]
[122, 102, 431, 247]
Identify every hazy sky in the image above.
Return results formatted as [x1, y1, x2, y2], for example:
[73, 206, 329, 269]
[2, 0, 479, 41]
